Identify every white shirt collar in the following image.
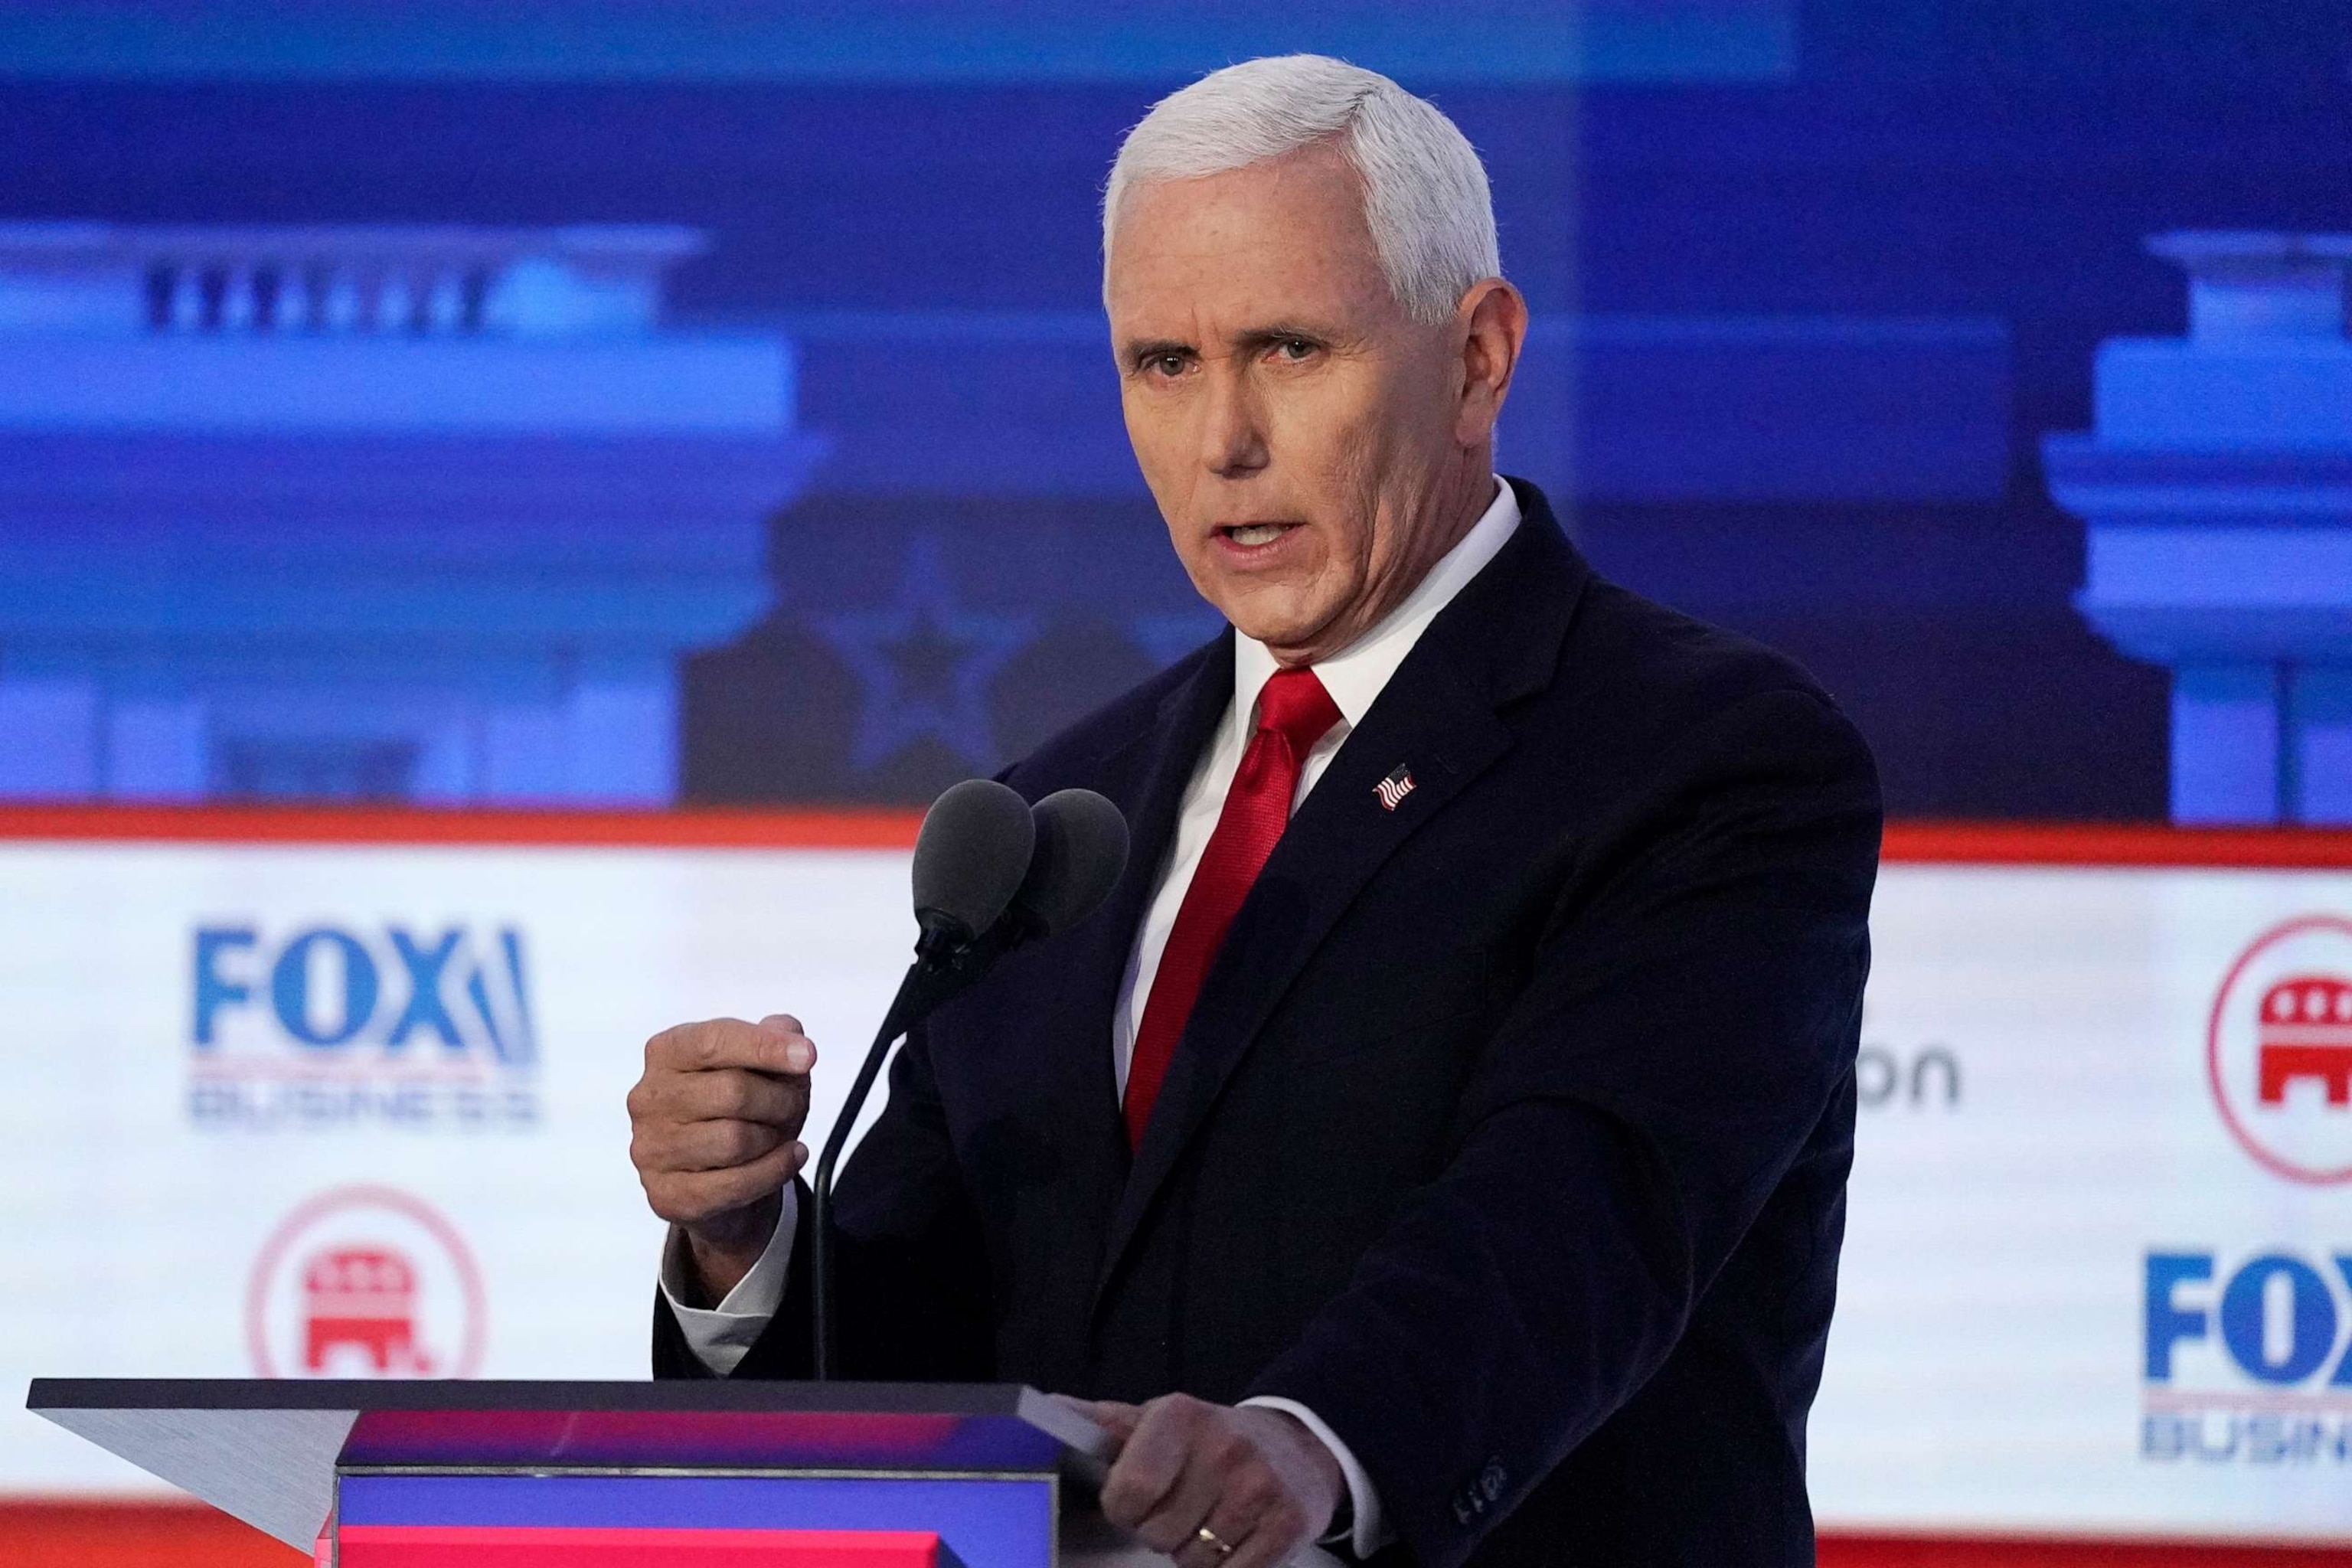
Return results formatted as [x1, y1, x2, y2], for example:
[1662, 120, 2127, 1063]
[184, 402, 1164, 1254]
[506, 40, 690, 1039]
[1230, 478, 1522, 743]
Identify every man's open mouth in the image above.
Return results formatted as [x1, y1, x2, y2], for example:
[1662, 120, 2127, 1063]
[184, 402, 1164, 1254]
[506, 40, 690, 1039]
[1218, 523, 1300, 547]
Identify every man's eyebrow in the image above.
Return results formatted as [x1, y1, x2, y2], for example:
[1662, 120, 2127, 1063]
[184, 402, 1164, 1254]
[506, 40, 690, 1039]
[1235, 321, 1334, 347]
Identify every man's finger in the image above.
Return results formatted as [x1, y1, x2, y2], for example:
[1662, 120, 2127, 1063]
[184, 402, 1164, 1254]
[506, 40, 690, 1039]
[754, 1014, 817, 1074]
[647, 1143, 804, 1227]
[1097, 1403, 1187, 1530]
[647, 1117, 789, 1173]
[1131, 1457, 1226, 1558]
[1204, 1468, 1302, 1568]
[658, 1067, 809, 1129]
[646, 1138, 807, 1223]
[1103, 1399, 1222, 1551]
[652, 1018, 817, 1076]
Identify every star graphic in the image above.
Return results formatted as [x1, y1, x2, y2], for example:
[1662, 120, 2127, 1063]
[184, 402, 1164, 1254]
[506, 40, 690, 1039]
[817, 534, 1034, 774]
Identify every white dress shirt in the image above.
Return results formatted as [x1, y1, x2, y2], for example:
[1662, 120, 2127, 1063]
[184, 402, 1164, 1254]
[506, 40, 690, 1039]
[663, 479, 1523, 1561]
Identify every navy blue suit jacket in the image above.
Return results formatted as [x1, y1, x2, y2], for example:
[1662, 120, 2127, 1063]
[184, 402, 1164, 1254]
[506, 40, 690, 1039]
[655, 480, 1882, 1567]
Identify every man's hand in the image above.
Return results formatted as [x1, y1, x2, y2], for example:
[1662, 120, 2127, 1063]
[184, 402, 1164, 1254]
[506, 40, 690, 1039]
[1068, 1393, 1344, 1567]
[628, 1014, 816, 1303]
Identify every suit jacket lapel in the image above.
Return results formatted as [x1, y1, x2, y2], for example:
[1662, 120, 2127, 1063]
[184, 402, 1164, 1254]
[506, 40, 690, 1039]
[1095, 485, 1592, 1298]
[1040, 633, 1237, 1163]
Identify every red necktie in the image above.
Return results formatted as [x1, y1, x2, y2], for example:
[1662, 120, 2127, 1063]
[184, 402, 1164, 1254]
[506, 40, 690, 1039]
[1124, 666, 1342, 1148]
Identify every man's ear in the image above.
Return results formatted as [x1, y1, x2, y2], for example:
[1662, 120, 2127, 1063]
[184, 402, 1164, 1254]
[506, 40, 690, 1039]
[1453, 279, 1528, 448]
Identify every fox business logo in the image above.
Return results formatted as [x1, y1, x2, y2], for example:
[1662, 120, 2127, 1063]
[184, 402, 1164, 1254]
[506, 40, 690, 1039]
[188, 923, 540, 1131]
[2142, 1250, 2352, 1465]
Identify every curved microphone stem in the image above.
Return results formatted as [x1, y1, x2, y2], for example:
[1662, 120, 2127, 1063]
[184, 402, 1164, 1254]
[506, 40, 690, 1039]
[808, 970, 920, 1382]
[809, 920, 1034, 1380]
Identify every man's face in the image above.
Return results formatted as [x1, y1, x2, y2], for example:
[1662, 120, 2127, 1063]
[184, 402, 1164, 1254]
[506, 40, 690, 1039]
[1105, 143, 1480, 665]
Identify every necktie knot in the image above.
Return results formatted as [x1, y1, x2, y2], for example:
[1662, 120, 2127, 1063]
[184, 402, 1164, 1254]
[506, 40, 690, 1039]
[1255, 667, 1341, 759]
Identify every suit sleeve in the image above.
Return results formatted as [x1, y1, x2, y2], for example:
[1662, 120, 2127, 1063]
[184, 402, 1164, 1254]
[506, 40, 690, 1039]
[653, 1018, 997, 1381]
[1243, 685, 1881, 1568]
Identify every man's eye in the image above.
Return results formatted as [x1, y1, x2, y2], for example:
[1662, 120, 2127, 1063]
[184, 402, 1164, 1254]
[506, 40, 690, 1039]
[1150, 353, 1187, 377]
[1275, 338, 1316, 361]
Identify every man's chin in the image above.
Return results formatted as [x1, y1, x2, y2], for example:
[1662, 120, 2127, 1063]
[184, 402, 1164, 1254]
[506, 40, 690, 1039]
[1220, 606, 1337, 660]
[1198, 572, 1351, 658]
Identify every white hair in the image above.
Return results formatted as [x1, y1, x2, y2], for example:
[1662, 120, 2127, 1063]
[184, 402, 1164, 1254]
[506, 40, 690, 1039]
[1102, 54, 1501, 327]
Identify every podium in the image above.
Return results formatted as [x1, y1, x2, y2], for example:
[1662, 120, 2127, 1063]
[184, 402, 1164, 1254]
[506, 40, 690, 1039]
[28, 1378, 1326, 1566]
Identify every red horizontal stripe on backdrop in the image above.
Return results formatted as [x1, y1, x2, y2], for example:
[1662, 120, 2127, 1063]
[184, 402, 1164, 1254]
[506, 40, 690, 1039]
[0, 1501, 306, 1567]
[336, 1524, 946, 1568]
[0, 802, 927, 849]
[1882, 819, 2352, 870]
[2, 804, 2351, 868]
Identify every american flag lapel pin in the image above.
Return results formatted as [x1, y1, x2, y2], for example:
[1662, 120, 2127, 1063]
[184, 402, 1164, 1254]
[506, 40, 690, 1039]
[1375, 763, 1417, 812]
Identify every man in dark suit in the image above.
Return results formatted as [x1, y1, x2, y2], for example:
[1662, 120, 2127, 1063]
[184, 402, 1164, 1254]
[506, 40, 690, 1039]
[626, 54, 1879, 1568]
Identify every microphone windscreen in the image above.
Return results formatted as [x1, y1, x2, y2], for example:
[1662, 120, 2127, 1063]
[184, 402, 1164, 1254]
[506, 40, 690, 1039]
[1013, 789, 1131, 936]
[912, 779, 1037, 939]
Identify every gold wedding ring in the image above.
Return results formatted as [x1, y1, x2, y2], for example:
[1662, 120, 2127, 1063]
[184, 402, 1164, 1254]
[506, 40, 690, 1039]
[1195, 1524, 1236, 1558]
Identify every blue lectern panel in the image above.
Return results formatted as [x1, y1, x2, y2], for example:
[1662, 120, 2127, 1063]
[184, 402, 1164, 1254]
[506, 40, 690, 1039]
[338, 1474, 1054, 1568]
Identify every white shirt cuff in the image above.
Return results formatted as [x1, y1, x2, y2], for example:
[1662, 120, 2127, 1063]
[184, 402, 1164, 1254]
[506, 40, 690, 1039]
[657, 1186, 798, 1376]
[1240, 1396, 1391, 1558]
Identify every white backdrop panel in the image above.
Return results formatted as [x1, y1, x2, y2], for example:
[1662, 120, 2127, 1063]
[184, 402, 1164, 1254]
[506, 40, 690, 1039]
[0, 837, 2347, 1541]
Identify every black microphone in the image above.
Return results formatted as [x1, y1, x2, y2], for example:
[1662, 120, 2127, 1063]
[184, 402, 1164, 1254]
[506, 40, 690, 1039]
[811, 779, 1034, 1380]
[926, 789, 1132, 1004]
[809, 783, 1129, 1378]
[861, 788, 1135, 1045]
[1011, 788, 1132, 938]
[908, 778, 1038, 961]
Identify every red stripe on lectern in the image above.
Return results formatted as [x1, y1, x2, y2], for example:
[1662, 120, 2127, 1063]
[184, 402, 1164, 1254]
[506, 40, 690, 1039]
[0, 1508, 2340, 1567]
[336, 1525, 944, 1567]
[1818, 1537, 2351, 1566]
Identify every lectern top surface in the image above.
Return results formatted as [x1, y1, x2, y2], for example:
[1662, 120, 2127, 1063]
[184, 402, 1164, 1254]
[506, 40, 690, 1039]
[28, 1378, 1048, 1415]
[25, 1379, 1116, 1553]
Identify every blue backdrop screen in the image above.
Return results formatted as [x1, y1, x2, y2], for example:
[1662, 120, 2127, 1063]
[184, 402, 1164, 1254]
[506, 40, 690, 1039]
[2, 1, 2347, 822]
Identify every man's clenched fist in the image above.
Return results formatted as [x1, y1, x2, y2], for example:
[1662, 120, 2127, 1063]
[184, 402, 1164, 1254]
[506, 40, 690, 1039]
[1069, 1393, 1343, 1568]
[627, 1014, 816, 1303]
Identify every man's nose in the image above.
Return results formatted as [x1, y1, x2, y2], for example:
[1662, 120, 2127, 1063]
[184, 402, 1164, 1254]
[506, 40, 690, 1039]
[1198, 364, 1269, 478]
